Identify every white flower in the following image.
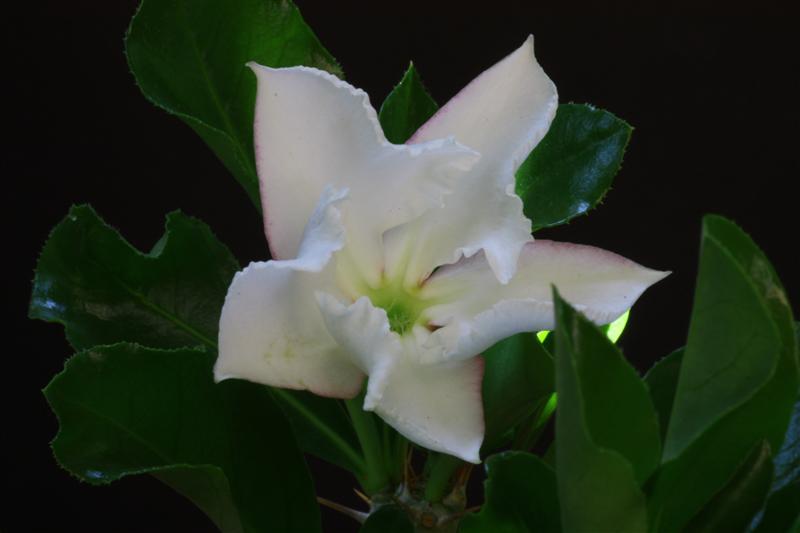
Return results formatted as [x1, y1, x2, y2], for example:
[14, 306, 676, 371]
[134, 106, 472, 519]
[214, 37, 667, 463]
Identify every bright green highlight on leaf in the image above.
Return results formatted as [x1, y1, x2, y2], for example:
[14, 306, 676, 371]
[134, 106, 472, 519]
[604, 310, 629, 343]
[125, 0, 342, 210]
[536, 309, 629, 345]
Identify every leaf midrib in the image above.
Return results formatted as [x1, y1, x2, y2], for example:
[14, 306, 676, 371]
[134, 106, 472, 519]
[176, 1, 256, 181]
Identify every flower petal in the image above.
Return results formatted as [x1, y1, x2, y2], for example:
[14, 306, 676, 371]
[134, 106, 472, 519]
[385, 36, 558, 285]
[410, 35, 557, 175]
[250, 63, 478, 281]
[368, 347, 485, 464]
[316, 294, 484, 463]
[419, 240, 669, 362]
[215, 261, 364, 398]
[250, 63, 384, 260]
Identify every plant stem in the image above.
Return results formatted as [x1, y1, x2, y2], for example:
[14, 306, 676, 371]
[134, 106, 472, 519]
[424, 454, 464, 503]
[345, 395, 390, 494]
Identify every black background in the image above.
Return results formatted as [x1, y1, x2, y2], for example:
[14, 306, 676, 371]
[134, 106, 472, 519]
[4, 3, 800, 532]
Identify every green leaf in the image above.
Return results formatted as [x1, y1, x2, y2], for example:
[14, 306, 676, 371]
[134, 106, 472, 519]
[664, 222, 784, 461]
[271, 388, 365, 475]
[30, 205, 237, 351]
[360, 505, 414, 533]
[30, 205, 365, 475]
[644, 348, 684, 443]
[481, 332, 554, 453]
[555, 290, 661, 484]
[378, 63, 439, 144]
[516, 103, 632, 231]
[460, 451, 561, 533]
[553, 289, 656, 532]
[685, 440, 774, 533]
[751, 480, 800, 533]
[648, 216, 797, 533]
[125, 0, 342, 209]
[45, 343, 320, 532]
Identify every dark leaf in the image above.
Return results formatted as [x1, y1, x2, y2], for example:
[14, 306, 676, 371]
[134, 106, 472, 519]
[30, 205, 237, 351]
[45, 343, 320, 532]
[685, 440, 773, 533]
[379, 63, 438, 144]
[481, 332, 554, 453]
[516, 104, 631, 231]
[644, 348, 684, 443]
[553, 289, 656, 532]
[460, 451, 561, 533]
[360, 505, 414, 533]
[126, 0, 342, 208]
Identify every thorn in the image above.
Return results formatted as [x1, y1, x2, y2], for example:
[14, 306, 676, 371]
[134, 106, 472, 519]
[353, 488, 371, 506]
[316, 496, 368, 524]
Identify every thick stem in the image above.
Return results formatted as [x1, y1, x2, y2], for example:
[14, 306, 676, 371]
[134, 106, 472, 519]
[423, 454, 464, 503]
[346, 396, 390, 494]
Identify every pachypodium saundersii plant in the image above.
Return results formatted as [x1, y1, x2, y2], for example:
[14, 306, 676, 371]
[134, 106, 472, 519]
[32, 1, 799, 532]
[214, 37, 667, 466]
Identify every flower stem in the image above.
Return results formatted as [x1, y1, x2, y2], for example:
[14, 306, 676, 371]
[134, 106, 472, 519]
[345, 395, 390, 495]
[424, 454, 464, 503]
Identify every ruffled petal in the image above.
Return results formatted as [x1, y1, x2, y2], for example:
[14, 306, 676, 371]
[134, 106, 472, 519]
[215, 261, 364, 398]
[384, 36, 558, 286]
[250, 64, 478, 286]
[419, 240, 669, 362]
[316, 294, 484, 463]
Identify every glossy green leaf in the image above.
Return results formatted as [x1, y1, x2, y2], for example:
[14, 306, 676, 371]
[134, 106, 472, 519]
[45, 343, 320, 532]
[125, 0, 342, 208]
[460, 451, 561, 533]
[481, 332, 554, 453]
[30, 205, 365, 475]
[751, 480, 800, 533]
[516, 103, 631, 231]
[648, 216, 797, 533]
[553, 290, 655, 532]
[360, 505, 414, 533]
[30, 205, 237, 351]
[379, 63, 438, 144]
[644, 348, 684, 443]
[685, 440, 773, 533]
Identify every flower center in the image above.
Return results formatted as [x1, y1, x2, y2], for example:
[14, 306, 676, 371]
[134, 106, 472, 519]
[365, 283, 428, 335]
